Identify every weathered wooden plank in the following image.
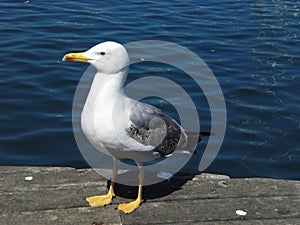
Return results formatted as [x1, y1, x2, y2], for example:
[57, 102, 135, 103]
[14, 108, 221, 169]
[0, 207, 121, 225]
[0, 166, 75, 174]
[121, 196, 300, 224]
[0, 186, 101, 213]
[2, 168, 298, 200]
[0, 167, 107, 192]
[154, 177, 300, 202]
[2, 176, 298, 214]
[0, 166, 300, 225]
[155, 218, 300, 225]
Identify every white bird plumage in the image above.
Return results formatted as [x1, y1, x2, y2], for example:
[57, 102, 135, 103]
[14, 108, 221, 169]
[63, 41, 189, 214]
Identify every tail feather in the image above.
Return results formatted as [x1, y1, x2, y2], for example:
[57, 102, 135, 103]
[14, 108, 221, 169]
[198, 131, 213, 137]
[186, 131, 213, 142]
[183, 131, 213, 154]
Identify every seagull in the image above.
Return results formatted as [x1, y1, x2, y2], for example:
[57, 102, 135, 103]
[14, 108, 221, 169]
[62, 41, 209, 214]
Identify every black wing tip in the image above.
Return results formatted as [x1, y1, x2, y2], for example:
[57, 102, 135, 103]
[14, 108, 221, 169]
[199, 131, 214, 137]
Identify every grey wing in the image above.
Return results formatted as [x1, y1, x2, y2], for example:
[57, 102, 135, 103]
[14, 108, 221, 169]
[126, 101, 187, 157]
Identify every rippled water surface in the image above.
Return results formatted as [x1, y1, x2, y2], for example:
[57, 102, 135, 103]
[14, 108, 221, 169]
[1, 0, 299, 179]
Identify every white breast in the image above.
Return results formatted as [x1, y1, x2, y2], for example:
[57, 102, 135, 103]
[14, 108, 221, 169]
[81, 88, 153, 156]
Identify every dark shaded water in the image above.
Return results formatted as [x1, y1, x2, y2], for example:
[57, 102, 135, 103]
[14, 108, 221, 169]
[1, 0, 299, 179]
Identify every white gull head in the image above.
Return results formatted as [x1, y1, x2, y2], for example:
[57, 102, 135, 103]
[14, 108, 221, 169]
[63, 41, 130, 75]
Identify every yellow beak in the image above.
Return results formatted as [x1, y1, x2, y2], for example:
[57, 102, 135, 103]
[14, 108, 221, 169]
[62, 52, 90, 62]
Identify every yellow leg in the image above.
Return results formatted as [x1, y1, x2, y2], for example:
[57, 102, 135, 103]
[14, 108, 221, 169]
[118, 162, 144, 214]
[86, 158, 118, 207]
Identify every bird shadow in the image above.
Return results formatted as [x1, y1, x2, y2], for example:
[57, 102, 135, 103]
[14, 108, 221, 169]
[109, 170, 195, 201]
[107, 140, 210, 201]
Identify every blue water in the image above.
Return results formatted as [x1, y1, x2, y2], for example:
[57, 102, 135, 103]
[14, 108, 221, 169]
[1, 0, 299, 179]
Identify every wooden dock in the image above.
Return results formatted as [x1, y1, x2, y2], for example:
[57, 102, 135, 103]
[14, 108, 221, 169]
[0, 166, 299, 225]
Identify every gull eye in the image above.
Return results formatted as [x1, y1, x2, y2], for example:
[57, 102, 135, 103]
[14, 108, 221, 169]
[99, 52, 106, 56]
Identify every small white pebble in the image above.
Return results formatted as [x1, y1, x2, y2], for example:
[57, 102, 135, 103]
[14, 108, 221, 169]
[157, 172, 172, 180]
[140, 58, 145, 61]
[236, 209, 247, 216]
[25, 176, 33, 181]
[218, 180, 228, 187]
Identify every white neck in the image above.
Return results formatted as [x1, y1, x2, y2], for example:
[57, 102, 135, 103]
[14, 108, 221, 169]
[83, 69, 128, 116]
[91, 70, 128, 98]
